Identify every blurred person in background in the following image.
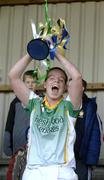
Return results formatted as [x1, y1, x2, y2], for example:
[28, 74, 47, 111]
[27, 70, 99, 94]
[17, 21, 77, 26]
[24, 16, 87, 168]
[4, 70, 38, 180]
[74, 79, 102, 180]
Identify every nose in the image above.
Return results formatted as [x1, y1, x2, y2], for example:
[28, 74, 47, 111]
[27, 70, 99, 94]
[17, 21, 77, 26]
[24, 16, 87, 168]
[28, 82, 32, 87]
[54, 78, 59, 83]
[28, 82, 34, 89]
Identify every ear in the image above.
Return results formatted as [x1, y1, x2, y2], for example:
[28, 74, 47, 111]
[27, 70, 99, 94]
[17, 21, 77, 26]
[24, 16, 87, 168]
[64, 84, 67, 93]
[44, 81, 46, 89]
[83, 86, 85, 92]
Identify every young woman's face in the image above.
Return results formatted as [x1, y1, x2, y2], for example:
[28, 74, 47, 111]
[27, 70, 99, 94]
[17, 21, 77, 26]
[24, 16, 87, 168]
[44, 69, 67, 100]
[24, 75, 36, 92]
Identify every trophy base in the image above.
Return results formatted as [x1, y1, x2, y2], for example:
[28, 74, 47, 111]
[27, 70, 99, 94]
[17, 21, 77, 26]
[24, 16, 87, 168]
[27, 38, 49, 60]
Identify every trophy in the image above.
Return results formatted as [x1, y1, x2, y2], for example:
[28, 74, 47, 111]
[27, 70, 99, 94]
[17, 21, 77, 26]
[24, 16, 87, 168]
[27, 0, 70, 85]
[27, 18, 70, 61]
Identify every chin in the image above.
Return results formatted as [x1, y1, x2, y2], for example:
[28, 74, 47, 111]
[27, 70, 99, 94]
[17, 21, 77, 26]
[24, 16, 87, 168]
[52, 95, 61, 100]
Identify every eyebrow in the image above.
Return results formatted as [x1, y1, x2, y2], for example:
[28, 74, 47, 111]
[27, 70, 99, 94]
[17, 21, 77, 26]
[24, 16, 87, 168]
[47, 74, 66, 80]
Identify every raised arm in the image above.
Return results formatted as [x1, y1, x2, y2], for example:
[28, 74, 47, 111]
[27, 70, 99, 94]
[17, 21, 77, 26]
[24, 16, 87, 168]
[55, 52, 83, 109]
[8, 54, 32, 106]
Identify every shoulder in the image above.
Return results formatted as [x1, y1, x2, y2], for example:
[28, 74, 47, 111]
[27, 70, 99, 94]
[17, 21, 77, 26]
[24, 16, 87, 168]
[27, 91, 42, 112]
[88, 97, 97, 110]
[64, 97, 79, 118]
[12, 96, 20, 102]
[83, 94, 97, 107]
[9, 97, 20, 107]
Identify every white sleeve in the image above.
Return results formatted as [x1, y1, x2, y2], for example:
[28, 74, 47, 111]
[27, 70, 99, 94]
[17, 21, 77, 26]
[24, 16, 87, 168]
[65, 95, 71, 101]
[29, 90, 39, 100]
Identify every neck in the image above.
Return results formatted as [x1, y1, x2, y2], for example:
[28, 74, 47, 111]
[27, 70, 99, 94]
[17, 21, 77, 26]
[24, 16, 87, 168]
[44, 96, 63, 109]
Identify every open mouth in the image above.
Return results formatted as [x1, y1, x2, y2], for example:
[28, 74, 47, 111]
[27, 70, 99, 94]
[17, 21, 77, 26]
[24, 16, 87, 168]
[51, 86, 59, 93]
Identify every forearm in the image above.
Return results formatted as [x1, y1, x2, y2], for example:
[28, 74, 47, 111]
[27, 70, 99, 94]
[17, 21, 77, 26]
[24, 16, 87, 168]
[9, 54, 32, 80]
[8, 54, 32, 106]
[55, 52, 82, 80]
[55, 51, 82, 109]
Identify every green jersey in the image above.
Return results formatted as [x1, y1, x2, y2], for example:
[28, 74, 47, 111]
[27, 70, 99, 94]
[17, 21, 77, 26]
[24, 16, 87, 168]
[26, 92, 79, 168]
